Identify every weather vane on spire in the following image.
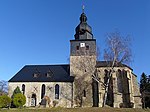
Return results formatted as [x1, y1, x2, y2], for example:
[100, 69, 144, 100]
[82, 2, 85, 13]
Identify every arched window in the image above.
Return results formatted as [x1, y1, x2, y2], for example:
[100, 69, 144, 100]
[117, 69, 122, 93]
[104, 70, 109, 84]
[55, 84, 59, 99]
[83, 90, 86, 97]
[22, 84, 25, 94]
[122, 70, 129, 92]
[41, 84, 45, 99]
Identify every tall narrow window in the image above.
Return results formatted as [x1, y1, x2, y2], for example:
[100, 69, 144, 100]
[86, 45, 89, 50]
[104, 70, 109, 84]
[55, 84, 59, 99]
[22, 84, 25, 94]
[41, 84, 45, 99]
[83, 90, 86, 97]
[117, 69, 122, 93]
[76, 46, 79, 50]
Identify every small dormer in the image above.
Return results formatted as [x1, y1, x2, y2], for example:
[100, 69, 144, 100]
[33, 68, 40, 78]
[33, 73, 40, 78]
[46, 69, 53, 78]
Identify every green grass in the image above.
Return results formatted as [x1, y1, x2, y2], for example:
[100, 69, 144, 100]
[0, 107, 150, 112]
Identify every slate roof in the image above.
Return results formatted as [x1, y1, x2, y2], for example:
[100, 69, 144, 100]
[96, 61, 133, 70]
[9, 61, 132, 82]
[9, 64, 74, 82]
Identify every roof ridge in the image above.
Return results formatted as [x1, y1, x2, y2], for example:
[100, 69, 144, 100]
[25, 64, 70, 66]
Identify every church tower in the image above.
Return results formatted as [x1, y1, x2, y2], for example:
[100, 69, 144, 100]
[70, 8, 97, 107]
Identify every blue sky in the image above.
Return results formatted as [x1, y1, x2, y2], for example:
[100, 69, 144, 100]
[0, 0, 150, 81]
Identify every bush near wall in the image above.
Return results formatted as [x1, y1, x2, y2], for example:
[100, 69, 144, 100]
[12, 93, 26, 108]
[0, 95, 11, 108]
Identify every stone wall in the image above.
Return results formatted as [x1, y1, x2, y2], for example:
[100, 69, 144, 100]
[70, 56, 96, 107]
[132, 74, 142, 108]
[96, 66, 141, 108]
[8, 82, 73, 108]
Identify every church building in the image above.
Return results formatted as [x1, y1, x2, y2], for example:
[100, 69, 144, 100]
[8, 10, 141, 108]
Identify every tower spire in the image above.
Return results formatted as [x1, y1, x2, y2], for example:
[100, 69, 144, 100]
[80, 3, 87, 23]
[82, 4, 85, 13]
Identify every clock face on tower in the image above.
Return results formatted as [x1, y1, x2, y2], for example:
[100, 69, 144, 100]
[80, 43, 85, 47]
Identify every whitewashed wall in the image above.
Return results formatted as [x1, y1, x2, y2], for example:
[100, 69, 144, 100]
[8, 82, 73, 108]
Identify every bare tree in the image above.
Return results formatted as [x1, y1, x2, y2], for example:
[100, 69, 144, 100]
[0, 80, 8, 95]
[70, 31, 132, 107]
[102, 31, 132, 107]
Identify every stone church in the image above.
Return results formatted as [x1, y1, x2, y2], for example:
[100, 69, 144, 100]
[8, 10, 141, 108]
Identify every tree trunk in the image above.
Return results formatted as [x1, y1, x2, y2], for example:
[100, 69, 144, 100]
[103, 71, 112, 107]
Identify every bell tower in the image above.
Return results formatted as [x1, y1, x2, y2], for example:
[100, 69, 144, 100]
[70, 7, 97, 107]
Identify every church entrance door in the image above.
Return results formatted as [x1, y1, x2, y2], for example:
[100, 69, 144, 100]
[31, 94, 36, 107]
